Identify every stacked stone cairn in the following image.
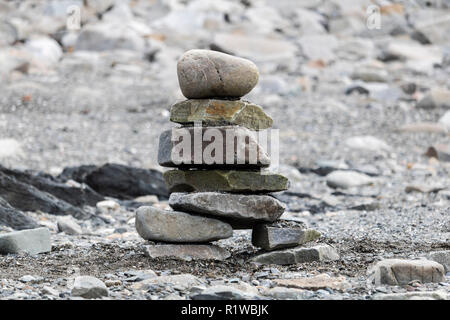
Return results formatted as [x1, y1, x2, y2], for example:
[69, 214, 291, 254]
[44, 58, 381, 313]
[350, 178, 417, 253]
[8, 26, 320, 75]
[135, 49, 322, 262]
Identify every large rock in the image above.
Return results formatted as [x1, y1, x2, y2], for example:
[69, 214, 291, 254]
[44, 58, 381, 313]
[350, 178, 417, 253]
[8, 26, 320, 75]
[163, 170, 289, 193]
[252, 244, 339, 265]
[169, 192, 285, 227]
[135, 206, 232, 243]
[0, 171, 88, 219]
[252, 225, 321, 251]
[0, 197, 39, 230]
[72, 276, 108, 299]
[0, 228, 51, 255]
[326, 170, 375, 189]
[368, 259, 445, 286]
[170, 99, 273, 130]
[177, 49, 259, 99]
[158, 126, 270, 168]
[144, 244, 230, 261]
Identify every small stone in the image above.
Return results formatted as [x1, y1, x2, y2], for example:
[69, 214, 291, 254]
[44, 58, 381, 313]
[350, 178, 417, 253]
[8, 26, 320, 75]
[251, 244, 339, 265]
[105, 279, 122, 287]
[57, 216, 82, 235]
[368, 259, 445, 286]
[396, 122, 448, 134]
[158, 126, 270, 168]
[42, 286, 59, 296]
[169, 192, 285, 226]
[373, 291, 448, 300]
[425, 144, 450, 162]
[19, 275, 38, 283]
[417, 88, 450, 109]
[326, 170, 375, 189]
[427, 251, 450, 272]
[252, 225, 321, 251]
[131, 274, 202, 291]
[144, 244, 230, 261]
[135, 206, 232, 243]
[170, 99, 273, 130]
[0, 228, 51, 255]
[163, 170, 289, 193]
[274, 274, 349, 291]
[190, 285, 261, 300]
[439, 111, 450, 129]
[344, 136, 391, 153]
[71, 276, 108, 299]
[96, 199, 120, 211]
[134, 195, 159, 203]
[177, 49, 259, 99]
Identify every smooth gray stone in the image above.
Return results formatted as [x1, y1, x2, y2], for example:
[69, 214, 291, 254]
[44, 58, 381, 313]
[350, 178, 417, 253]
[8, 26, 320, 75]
[252, 225, 321, 251]
[71, 276, 108, 299]
[169, 192, 285, 225]
[0, 227, 51, 255]
[368, 259, 445, 286]
[427, 250, 450, 272]
[158, 126, 270, 168]
[252, 244, 339, 265]
[135, 206, 233, 243]
[177, 49, 259, 99]
[144, 244, 230, 261]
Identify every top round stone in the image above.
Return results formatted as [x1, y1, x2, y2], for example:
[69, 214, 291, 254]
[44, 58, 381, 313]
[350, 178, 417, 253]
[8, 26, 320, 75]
[177, 49, 259, 99]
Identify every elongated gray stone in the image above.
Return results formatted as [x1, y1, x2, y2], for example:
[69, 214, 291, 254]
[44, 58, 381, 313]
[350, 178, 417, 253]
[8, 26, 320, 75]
[144, 244, 230, 261]
[252, 244, 339, 265]
[170, 99, 273, 130]
[177, 49, 259, 99]
[169, 192, 285, 225]
[252, 225, 321, 251]
[368, 259, 445, 286]
[158, 126, 270, 168]
[326, 170, 374, 189]
[0, 227, 51, 255]
[135, 206, 232, 243]
[163, 170, 289, 194]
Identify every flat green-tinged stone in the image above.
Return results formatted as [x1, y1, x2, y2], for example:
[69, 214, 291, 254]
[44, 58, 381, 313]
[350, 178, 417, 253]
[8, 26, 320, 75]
[163, 170, 289, 193]
[170, 99, 273, 130]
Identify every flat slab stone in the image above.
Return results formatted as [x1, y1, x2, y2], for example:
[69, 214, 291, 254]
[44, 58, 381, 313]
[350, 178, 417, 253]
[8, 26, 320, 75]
[368, 259, 445, 286]
[169, 192, 285, 226]
[274, 274, 349, 291]
[252, 224, 321, 251]
[177, 49, 259, 99]
[135, 206, 232, 243]
[158, 126, 270, 168]
[251, 244, 339, 265]
[163, 170, 289, 194]
[144, 244, 230, 261]
[170, 99, 273, 130]
[0, 227, 51, 255]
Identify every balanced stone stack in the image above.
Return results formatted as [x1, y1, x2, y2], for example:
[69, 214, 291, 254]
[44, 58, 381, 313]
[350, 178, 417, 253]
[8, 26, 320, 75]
[135, 49, 318, 261]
